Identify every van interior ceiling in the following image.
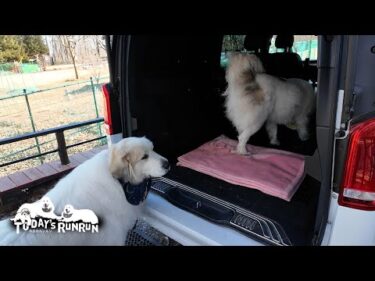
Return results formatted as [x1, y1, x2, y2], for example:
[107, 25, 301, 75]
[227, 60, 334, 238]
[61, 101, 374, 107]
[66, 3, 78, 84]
[123, 35, 328, 245]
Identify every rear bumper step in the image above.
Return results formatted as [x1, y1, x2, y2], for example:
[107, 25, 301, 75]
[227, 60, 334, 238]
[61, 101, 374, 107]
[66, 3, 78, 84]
[151, 178, 292, 246]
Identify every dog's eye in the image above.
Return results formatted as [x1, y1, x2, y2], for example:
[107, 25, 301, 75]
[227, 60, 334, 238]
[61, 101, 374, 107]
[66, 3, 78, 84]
[142, 154, 149, 160]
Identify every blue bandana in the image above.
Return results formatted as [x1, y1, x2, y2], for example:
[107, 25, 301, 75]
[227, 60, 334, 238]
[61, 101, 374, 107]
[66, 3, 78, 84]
[119, 178, 152, 206]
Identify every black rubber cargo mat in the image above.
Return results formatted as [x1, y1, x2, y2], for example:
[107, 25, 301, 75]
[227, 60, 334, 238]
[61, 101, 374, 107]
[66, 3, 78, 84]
[164, 166, 320, 245]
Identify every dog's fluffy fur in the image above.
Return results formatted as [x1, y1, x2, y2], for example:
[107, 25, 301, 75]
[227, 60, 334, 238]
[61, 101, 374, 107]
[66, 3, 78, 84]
[0, 137, 169, 245]
[224, 52, 315, 154]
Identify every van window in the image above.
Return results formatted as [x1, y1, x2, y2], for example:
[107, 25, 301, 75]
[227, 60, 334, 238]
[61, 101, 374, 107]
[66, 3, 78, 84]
[269, 35, 318, 60]
[221, 35, 318, 67]
[221, 35, 245, 67]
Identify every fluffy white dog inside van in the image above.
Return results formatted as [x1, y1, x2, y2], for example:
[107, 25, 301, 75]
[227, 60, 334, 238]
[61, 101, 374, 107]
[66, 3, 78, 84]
[224, 52, 315, 155]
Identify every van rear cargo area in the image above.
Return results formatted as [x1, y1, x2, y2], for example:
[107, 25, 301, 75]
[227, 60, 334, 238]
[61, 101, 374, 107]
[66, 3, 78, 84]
[125, 35, 325, 245]
[163, 165, 320, 245]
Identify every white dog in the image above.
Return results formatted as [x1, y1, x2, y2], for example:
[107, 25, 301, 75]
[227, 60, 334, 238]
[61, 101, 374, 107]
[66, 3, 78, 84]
[223, 52, 315, 154]
[11, 208, 32, 226]
[61, 204, 98, 224]
[0, 137, 169, 245]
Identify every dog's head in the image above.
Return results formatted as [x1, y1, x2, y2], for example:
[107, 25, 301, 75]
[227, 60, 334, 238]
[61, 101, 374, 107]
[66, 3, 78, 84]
[225, 52, 265, 83]
[20, 208, 31, 216]
[108, 137, 170, 184]
[40, 197, 54, 213]
[62, 205, 74, 218]
[19, 208, 31, 219]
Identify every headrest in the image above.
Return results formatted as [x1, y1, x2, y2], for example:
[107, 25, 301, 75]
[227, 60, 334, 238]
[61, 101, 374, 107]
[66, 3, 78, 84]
[244, 34, 273, 52]
[275, 34, 294, 49]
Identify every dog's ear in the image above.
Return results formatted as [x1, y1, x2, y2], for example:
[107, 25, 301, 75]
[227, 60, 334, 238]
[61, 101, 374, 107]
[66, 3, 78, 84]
[123, 148, 144, 164]
[109, 144, 125, 178]
[108, 142, 144, 178]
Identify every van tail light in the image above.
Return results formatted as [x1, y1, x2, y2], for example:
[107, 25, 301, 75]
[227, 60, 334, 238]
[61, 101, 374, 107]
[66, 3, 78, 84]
[338, 117, 375, 210]
[102, 83, 113, 135]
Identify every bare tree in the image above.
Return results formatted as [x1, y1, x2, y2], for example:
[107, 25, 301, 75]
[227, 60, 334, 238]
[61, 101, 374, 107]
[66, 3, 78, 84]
[46, 35, 107, 70]
[93, 36, 106, 58]
[53, 36, 70, 64]
[59, 35, 82, 79]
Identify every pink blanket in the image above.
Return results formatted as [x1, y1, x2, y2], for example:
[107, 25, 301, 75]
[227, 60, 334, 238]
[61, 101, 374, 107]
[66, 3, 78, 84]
[177, 135, 305, 201]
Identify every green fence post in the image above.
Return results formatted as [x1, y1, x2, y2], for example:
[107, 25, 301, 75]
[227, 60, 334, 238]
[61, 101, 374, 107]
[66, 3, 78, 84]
[24, 89, 43, 164]
[90, 77, 104, 145]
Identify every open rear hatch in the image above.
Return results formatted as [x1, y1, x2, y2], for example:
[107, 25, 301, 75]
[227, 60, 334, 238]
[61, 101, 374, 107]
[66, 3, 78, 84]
[111, 35, 344, 246]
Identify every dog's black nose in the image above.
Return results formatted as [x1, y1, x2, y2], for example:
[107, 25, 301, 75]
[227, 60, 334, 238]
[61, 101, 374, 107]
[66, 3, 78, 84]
[162, 160, 170, 170]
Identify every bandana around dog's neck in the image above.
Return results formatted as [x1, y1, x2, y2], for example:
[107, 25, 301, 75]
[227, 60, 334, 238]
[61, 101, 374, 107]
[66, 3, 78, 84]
[118, 178, 152, 206]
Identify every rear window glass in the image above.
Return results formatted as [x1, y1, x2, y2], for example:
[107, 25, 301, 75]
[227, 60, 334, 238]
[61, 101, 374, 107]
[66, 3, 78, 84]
[269, 35, 318, 60]
[221, 35, 318, 67]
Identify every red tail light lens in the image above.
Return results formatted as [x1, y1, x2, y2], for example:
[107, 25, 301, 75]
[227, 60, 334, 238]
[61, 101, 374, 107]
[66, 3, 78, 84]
[102, 83, 113, 135]
[338, 117, 375, 210]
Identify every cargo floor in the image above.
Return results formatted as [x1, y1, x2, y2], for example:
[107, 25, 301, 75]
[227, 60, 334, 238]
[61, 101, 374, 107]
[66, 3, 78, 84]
[165, 166, 320, 245]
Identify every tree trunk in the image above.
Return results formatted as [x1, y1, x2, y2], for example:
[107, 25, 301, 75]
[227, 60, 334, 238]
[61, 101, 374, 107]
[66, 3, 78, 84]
[95, 37, 101, 57]
[63, 36, 79, 79]
[72, 55, 78, 79]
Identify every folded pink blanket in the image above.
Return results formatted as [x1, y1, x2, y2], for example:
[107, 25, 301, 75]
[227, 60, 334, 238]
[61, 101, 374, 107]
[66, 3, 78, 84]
[177, 135, 305, 201]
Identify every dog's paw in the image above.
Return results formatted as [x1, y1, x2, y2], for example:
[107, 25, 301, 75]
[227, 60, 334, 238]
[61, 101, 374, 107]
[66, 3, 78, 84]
[270, 139, 280, 146]
[232, 148, 250, 156]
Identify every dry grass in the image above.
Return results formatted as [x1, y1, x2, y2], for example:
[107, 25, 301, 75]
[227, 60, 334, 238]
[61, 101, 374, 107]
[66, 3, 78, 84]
[0, 66, 109, 177]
